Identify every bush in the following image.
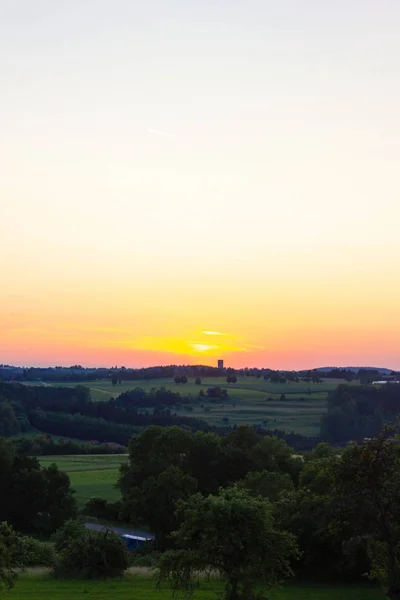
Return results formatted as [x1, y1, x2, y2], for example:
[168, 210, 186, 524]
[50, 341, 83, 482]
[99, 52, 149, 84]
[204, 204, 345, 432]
[84, 497, 107, 518]
[130, 551, 160, 567]
[19, 537, 55, 567]
[0, 522, 24, 590]
[52, 519, 85, 553]
[128, 540, 160, 567]
[53, 520, 129, 579]
[84, 498, 122, 522]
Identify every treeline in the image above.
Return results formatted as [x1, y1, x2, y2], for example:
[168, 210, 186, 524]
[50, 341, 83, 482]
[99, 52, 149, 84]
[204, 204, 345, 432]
[320, 383, 400, 443]
[0, 382, 215, 444]
[29, 410, 141, 445]
[28, 409, 211, 445]
[255, 426, 320, 451]
[311, 368, 355, 381]
[12, 433, 126, 456]
[113, 424, 400, 599]
[1, 364, 224, 383]
[0, 381, 319, 450]
[116, 386, 195, 407]
[0, 366, 109, 382]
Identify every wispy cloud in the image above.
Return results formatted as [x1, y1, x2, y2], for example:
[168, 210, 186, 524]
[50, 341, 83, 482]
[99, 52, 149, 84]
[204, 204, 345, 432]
[188, 342, 219, 353]
[147, 128, 174, 138]
[202, 331, 226, 336]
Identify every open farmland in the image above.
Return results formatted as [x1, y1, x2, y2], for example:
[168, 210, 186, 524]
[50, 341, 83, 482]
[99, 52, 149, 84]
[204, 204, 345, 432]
[49, 376, 347, 401]
[28, 377, 357, 437]
[12, 573, 384, 600]
[39, 454, 128, 508]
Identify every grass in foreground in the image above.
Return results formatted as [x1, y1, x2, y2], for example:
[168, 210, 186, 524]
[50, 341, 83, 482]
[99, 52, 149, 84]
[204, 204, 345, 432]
[12, 573, 385, 600]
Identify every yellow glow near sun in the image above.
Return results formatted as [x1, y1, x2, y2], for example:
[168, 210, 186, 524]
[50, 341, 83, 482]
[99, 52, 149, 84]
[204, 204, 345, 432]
[106, 331, 248, 357]
[202, 331, 226, 336]
[188, 343, 219, 353]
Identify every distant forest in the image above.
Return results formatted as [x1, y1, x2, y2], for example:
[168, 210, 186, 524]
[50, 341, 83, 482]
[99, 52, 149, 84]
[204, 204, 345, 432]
[1, 363, 398, 383]
[1, 364, 400, 450]
[0, 380, 318, 452]
[321, 383, 400, 443]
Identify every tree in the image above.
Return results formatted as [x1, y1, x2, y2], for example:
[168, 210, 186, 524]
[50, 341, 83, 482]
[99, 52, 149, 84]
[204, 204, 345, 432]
[251, 435, 302, 485]
[0, 401, 20, 436]
[0, 522, 24, 591]
[53, 520, 128, 579]
[121, 466, 197, 549]
[331, 426, 400, 599]
[226, 375, 237, 384]
[0, 439, 77, 535]
[158, 487, 298, 600]
[274, 440, 372, 583]
[238, 470, 294, 503]
[195, 377, 201, 385]
[111, 377, 118, 386]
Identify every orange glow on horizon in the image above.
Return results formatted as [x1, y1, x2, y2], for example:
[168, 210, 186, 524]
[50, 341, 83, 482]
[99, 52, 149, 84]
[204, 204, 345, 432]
[1, 1, 400, 370]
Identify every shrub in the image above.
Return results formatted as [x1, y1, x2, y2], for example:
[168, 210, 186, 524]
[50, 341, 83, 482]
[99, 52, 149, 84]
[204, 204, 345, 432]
[53, 520, 129, 579]
[0, 522, 24, 590]
[84, 498, 122, 522]
[19, 537, 55, 567]
[128, 540, 160, 567]
[52, 519, 86, 553]
[130, 551, 160, 567]
[84, 497, 107, 518]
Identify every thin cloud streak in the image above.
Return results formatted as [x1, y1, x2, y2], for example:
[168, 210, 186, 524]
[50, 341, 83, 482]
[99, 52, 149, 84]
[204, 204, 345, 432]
[147, 128, 174, 138]
[202, 331, 227, 336]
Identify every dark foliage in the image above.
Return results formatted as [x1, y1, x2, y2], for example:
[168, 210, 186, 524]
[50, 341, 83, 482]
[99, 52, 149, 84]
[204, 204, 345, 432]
[53, 520, 129, 579]
[320, 383, 400, 443]
[118, 425, 302, 548]
[0, 438, 77, 535]
[12, 434, 126, 456]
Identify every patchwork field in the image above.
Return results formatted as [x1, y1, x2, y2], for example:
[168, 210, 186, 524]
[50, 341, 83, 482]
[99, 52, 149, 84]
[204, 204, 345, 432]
[27, 377, 355, 436]
[60, 376, 346, 401]
[39, 455, 128, 508]
[12, 573, 385, 600]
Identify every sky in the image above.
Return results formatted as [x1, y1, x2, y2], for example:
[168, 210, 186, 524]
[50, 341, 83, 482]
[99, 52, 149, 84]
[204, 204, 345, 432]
[1, 0, 400, 370]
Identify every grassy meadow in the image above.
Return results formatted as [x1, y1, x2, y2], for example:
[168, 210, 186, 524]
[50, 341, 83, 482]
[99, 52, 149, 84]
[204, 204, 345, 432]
[27, 376, 356, 436]
[39, 455, 128, 508]
[12, 573, 385, 600]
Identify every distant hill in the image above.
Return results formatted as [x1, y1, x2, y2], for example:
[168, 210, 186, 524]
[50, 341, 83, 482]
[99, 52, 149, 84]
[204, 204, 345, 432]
[316, 366, 394, 375]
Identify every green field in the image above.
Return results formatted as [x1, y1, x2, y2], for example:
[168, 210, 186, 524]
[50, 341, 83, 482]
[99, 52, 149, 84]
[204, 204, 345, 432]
[39, 455, 128, 508]
[28, 377, 354, 436]
[12, 573, 384, 600]
[53, 376, 345, 402]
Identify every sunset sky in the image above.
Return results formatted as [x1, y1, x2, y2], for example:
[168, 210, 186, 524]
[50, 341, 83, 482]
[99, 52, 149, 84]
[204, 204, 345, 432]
[1, 0, 400, 369]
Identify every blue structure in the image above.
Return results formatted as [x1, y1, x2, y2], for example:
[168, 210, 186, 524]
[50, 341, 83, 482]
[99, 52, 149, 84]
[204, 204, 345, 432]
[120, 534, 151, 551]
